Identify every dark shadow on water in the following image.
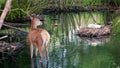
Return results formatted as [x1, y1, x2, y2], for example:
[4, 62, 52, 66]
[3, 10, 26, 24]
[31, 58, 48, 68]
[0, 56, 18, 68]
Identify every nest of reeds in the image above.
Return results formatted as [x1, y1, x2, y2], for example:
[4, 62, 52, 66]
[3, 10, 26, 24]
[77, 25, 112, 37]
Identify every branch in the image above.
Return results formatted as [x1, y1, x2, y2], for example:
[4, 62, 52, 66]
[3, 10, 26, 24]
[3, 24, 28, 33]
[0, 35, 8, 40]
[0, 0, 12, 29]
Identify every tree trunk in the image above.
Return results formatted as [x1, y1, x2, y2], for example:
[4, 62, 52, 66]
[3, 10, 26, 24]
[0, 0, 12, 29]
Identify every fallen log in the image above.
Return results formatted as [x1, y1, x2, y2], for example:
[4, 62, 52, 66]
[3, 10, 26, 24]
[77, 25, 112, 37]
[0, 41, 25, 55]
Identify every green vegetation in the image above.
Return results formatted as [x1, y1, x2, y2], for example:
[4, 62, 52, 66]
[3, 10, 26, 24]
[0, 0, 120, 22]
[112, 16, 120, 34]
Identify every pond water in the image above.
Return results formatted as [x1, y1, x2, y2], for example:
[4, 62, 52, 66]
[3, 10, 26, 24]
[0, 12, 120, 68]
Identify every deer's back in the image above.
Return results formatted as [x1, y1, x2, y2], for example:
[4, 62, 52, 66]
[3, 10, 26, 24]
[28, 28, 50, 46]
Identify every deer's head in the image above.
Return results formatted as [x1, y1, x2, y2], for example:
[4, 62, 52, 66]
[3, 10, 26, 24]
[30, 14, 43, 26]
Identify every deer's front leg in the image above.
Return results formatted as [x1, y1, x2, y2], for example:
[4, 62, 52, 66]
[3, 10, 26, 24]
[35, 47, 38, 57]
[30, 44, 34, 58]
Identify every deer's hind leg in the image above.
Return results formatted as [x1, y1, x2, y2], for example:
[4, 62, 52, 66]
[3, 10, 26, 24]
[38, 43, 44, 62]
[45, 41, 49, 61]
[45, 45, 49, 61]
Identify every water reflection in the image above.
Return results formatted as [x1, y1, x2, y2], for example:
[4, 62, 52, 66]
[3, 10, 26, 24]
[1, 12, 120, 68]
[78, 36, 110, 46]
[31, 58, 48, 68]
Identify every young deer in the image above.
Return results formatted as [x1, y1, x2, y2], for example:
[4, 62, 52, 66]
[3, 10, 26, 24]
[28, 14, 50, 62]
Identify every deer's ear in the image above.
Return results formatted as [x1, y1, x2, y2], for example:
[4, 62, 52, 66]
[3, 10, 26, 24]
[30, 14, 36, 19]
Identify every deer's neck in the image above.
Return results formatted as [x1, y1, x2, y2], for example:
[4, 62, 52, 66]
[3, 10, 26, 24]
[30, 21, 37, 30]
